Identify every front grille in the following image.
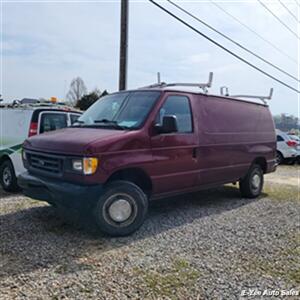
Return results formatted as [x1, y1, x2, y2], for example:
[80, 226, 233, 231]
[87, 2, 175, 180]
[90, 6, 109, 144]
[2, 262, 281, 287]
[27, 152, 63, 175]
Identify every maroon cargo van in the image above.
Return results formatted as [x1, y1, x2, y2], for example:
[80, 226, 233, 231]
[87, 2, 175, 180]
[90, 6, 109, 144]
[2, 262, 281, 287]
[19, 86, 276, 236]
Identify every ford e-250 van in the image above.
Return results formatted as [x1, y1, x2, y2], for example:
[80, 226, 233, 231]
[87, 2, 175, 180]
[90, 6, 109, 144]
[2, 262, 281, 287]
[19, 82, 276, 236]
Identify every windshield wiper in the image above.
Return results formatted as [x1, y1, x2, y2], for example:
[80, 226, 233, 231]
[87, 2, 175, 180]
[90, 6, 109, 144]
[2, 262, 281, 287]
[94, 119, 116, 124]
[94, 119, 129, 130]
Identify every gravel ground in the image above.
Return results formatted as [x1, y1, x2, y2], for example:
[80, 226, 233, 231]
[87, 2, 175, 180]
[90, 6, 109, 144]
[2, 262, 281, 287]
[0, 166, 299, 299]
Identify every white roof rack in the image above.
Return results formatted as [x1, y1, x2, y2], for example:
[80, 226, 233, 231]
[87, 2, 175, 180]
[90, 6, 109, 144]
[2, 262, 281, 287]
[141, 72, 213, 93]
[220, 87, 273, 105]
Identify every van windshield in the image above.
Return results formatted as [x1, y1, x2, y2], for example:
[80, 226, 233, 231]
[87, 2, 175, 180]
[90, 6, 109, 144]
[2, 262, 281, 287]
[76, 91, 161, 129]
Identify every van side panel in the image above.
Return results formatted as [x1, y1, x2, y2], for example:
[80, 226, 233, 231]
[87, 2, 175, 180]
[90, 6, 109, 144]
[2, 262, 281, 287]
[0, 109, 32, 149]
[0, 109, 32, 175]
[197, 95, 275, 185]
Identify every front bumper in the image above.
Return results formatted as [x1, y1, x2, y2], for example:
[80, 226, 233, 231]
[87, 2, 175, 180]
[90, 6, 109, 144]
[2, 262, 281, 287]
[18, 172, 103, 208]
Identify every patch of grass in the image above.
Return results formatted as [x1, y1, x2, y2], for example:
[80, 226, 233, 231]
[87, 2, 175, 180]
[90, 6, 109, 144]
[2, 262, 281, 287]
[11, 202, 31, 211]
[135, 257, 200, 299]
[262, 183, 299, 202]
[54, 262, 95, 275]
[242, 233, 300, 285]
[54, 263, 69, 274]
[287, 269, 300, 284]
[28, 199, 44, 206]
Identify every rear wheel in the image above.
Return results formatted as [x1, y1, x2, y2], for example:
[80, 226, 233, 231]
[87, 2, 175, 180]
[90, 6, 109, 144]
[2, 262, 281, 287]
[276, 151, 283, 165]
[286, 158, 296, 165]
[0, 160, 20, 192]
[239, 164, 263, 198]
[93, 180, 148, 236]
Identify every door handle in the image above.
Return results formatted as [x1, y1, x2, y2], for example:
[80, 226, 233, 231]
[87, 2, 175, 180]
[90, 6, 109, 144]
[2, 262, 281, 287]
[192, 148, 197, 158]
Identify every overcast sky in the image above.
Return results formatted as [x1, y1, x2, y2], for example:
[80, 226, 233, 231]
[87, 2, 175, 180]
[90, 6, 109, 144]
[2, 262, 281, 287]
[1, 0, 299, 116]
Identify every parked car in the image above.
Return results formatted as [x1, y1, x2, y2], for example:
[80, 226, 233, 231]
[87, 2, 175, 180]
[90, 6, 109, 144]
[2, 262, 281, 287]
[0, 104, 81, 192]
[288, 134, 300, 163]
[19, 86, 276, 236]
[276, 130, 298, 164]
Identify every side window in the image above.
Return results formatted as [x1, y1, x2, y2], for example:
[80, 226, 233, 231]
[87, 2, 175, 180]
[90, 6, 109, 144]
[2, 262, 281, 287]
[70, 114, 80, 125]
[39, 113, 67, 134]
[277, 135, 284, 142]
[156, 96, 193, 133]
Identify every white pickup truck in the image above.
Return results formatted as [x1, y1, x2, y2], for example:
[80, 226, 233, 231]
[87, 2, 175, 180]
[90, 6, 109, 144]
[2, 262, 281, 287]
[0, 104, 81, 192]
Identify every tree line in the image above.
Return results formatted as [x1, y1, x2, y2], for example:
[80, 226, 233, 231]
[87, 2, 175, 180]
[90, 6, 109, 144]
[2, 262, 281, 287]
[273, 114, 299, 133]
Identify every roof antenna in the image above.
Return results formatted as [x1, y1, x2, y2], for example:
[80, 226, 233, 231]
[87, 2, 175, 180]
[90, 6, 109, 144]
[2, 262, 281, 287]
[230, 88, 273, 105]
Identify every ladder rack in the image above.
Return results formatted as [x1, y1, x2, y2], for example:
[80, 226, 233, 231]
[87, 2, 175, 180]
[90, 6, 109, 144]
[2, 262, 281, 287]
[220, 87, 273, 105]
[141, 72, 213, 93]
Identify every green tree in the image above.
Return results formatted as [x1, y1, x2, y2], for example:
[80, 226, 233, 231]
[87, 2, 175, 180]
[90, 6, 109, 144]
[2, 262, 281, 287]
[273, 113, 299, 132]
[76, 89, 108, 111]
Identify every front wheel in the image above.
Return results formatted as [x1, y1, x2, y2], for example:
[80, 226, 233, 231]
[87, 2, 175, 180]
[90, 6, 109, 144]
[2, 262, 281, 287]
[239, 164, 264, 198]
[93, 180, 148, 236]
[0, 160, 20, 192]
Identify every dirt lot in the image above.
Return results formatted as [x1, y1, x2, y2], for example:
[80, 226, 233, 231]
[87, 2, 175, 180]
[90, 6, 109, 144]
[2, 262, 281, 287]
[0, 166, 299, 299]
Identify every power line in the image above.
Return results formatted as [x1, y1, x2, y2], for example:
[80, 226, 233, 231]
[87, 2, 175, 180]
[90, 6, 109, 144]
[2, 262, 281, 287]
[278, 0, 299, 23]
[257, 0, 300, 40]
[148, 0, 300, 94]
[210, 1, 297, 64]
[294, 0, 300, 8]
[167, 0, 299, 82]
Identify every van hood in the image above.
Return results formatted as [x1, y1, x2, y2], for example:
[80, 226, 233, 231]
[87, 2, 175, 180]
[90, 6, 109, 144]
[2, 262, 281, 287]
[24, 127, 132, 155]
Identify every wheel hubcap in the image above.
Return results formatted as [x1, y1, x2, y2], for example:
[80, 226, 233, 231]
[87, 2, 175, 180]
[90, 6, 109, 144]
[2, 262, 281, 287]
[108, 198, 132, 222]
[252, 174, 261, 189]
[3, 167, 12, 186]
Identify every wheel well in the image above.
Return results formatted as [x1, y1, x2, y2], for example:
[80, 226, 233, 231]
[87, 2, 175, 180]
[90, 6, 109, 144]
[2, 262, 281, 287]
[0, 155, 10, 166]
[253, 157, 267, 173]
[106, 168, 152, 196]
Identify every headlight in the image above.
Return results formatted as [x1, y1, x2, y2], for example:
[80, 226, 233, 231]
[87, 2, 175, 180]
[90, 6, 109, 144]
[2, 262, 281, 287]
[72, 159, 83, 172]
[72, 158, 98, 175]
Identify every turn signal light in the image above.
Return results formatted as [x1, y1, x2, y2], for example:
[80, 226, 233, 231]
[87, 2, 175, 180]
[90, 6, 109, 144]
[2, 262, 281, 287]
[83, 157, 98, 175]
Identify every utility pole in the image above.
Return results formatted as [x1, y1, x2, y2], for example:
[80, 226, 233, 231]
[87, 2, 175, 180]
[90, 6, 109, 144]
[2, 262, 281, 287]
[119, 0, 129, 91]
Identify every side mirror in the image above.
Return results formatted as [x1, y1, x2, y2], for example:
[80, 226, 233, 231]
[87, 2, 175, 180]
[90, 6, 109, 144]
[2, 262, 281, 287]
[155, 115, 178, 134]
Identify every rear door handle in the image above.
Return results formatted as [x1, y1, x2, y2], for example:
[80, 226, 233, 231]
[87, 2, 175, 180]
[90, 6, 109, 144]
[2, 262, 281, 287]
[192, 148, 197, 158]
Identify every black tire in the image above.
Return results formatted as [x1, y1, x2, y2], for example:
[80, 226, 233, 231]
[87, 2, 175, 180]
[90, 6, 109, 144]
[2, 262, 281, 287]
[239, 164, 264, 198]
[286, 158, 296, 165]
[276, 151, 283, 165]
[93, 180, 148, 236]
[0, 159, 20, 192]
